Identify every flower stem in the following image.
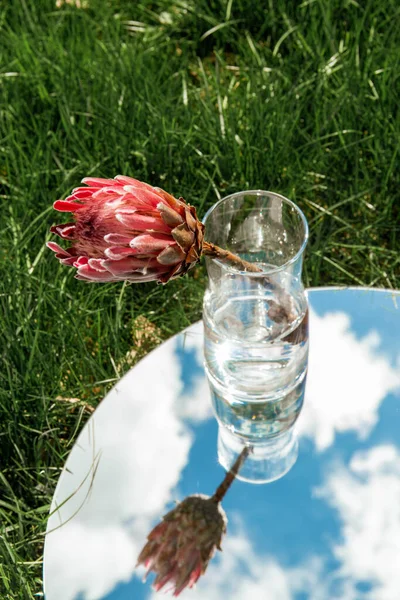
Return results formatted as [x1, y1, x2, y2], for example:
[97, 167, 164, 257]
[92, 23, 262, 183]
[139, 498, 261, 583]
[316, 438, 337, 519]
[211, 446, 252, 504]
[202, 241, 262, 273]
[202, 241, 298, 328]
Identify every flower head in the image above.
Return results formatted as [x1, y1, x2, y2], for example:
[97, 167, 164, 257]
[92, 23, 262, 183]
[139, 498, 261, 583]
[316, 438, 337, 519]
[47, 176, 204, 284]
[137, 495, 227, 597]
[137, 448, 251, 596]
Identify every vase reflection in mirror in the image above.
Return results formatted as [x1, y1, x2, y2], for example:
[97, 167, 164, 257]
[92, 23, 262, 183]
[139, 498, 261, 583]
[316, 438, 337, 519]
[203, 191, 309, 483]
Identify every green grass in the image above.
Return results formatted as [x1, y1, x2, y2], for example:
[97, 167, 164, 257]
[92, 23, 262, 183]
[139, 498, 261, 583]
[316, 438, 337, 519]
[0, 0, 399, 597]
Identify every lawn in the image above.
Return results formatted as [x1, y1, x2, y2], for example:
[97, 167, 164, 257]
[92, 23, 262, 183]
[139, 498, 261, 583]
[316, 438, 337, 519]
[0, 0, 399, 597]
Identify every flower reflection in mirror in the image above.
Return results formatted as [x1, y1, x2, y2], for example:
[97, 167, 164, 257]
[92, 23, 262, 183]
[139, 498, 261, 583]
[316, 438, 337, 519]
[136, 446, 251, 596]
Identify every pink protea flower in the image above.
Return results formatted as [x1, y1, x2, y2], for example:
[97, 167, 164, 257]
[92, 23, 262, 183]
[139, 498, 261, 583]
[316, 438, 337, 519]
[137, 495, 227, 596]
[137, 446, 251, 596]
[47, 176, 204, 283]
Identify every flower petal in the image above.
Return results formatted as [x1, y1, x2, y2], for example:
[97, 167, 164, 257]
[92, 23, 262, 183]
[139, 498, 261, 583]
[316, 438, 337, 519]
[118, 197, 155, 211]
[188, 563, 202, 587]
[103, 257, 159, 275]
[50, 223, 77, 239]
[53, 200, 84, 212]
[153, 568, 178, 593]
[104, 246, 136, 260]
[130, 234, 175, 255]
[104, 233, 133, 245]
[76, 264, 119, 281]
[88, 258, 107, 272]
[116, 212, 171, 234]
[70, 189, 93, 199]
[122, 186, 163, 209]
[81, 177, 118, 188]
[46, 241, 69, 256]
[115, 175, 157, 191]
[92, 186, 124, 200]
[59, 256, 77, 266]
[73, 256, 89, 267]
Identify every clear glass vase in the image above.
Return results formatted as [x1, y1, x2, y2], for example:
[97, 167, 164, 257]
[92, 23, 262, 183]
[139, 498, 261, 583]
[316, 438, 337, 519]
[203, 190, 309, 483]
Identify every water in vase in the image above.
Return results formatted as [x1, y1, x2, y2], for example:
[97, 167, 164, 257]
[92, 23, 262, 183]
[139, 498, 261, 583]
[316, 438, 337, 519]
[203, 273, 308, 441]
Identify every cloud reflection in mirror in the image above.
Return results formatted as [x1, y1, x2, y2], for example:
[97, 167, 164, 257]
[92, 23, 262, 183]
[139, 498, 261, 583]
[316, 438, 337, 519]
[298, 308, 400, 451]
[315, 444, 400, 600]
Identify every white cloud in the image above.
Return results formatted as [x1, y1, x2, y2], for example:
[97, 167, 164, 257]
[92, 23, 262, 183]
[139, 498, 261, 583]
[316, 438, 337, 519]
[46, 523, 138, 600]
[175, 321, 213, 422]
[298, 309, 400, 450]
[177, 374, 213, 422]
[315, 444, 400, 600]
[45, 338, 196, 600]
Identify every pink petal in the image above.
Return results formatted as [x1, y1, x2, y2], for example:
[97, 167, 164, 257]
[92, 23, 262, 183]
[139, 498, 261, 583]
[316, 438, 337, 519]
[53, 200, 84, 212]
[153, 570, 176, 593]
[116, 212, 171, 234]
[103, 197, 128, 212]
[63, 195, 87, 205]
[120, 197, 160, 211]
[174, 581, 190, 597]
[103, 257, 159, 275]
[114, 207, 136, 214]
[73, 256, 89, 267]
[174, 560, 199, 597]
[59, 256, 77, 266]
[123, 186, 163, 209]
[70, 189, 93, 199]
[46, 241, 70, 256]
[130, 234, 175, 255]
[77, 264, 119, 281]
[88, 258, 107, 272]
[104, 246, 136, 260]
[115, 175, 157, 192]
[71, 187, 107, 197]
[92, 187, 124, 200]
[188, 563, 202, 587]
[50, 223, 76, 239]
[104, 233, 133, 245]
[81, 177, 119, 188]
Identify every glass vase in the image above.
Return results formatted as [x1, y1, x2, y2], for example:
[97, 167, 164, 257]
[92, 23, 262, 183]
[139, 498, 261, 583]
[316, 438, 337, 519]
[203, 190, 309, 483]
